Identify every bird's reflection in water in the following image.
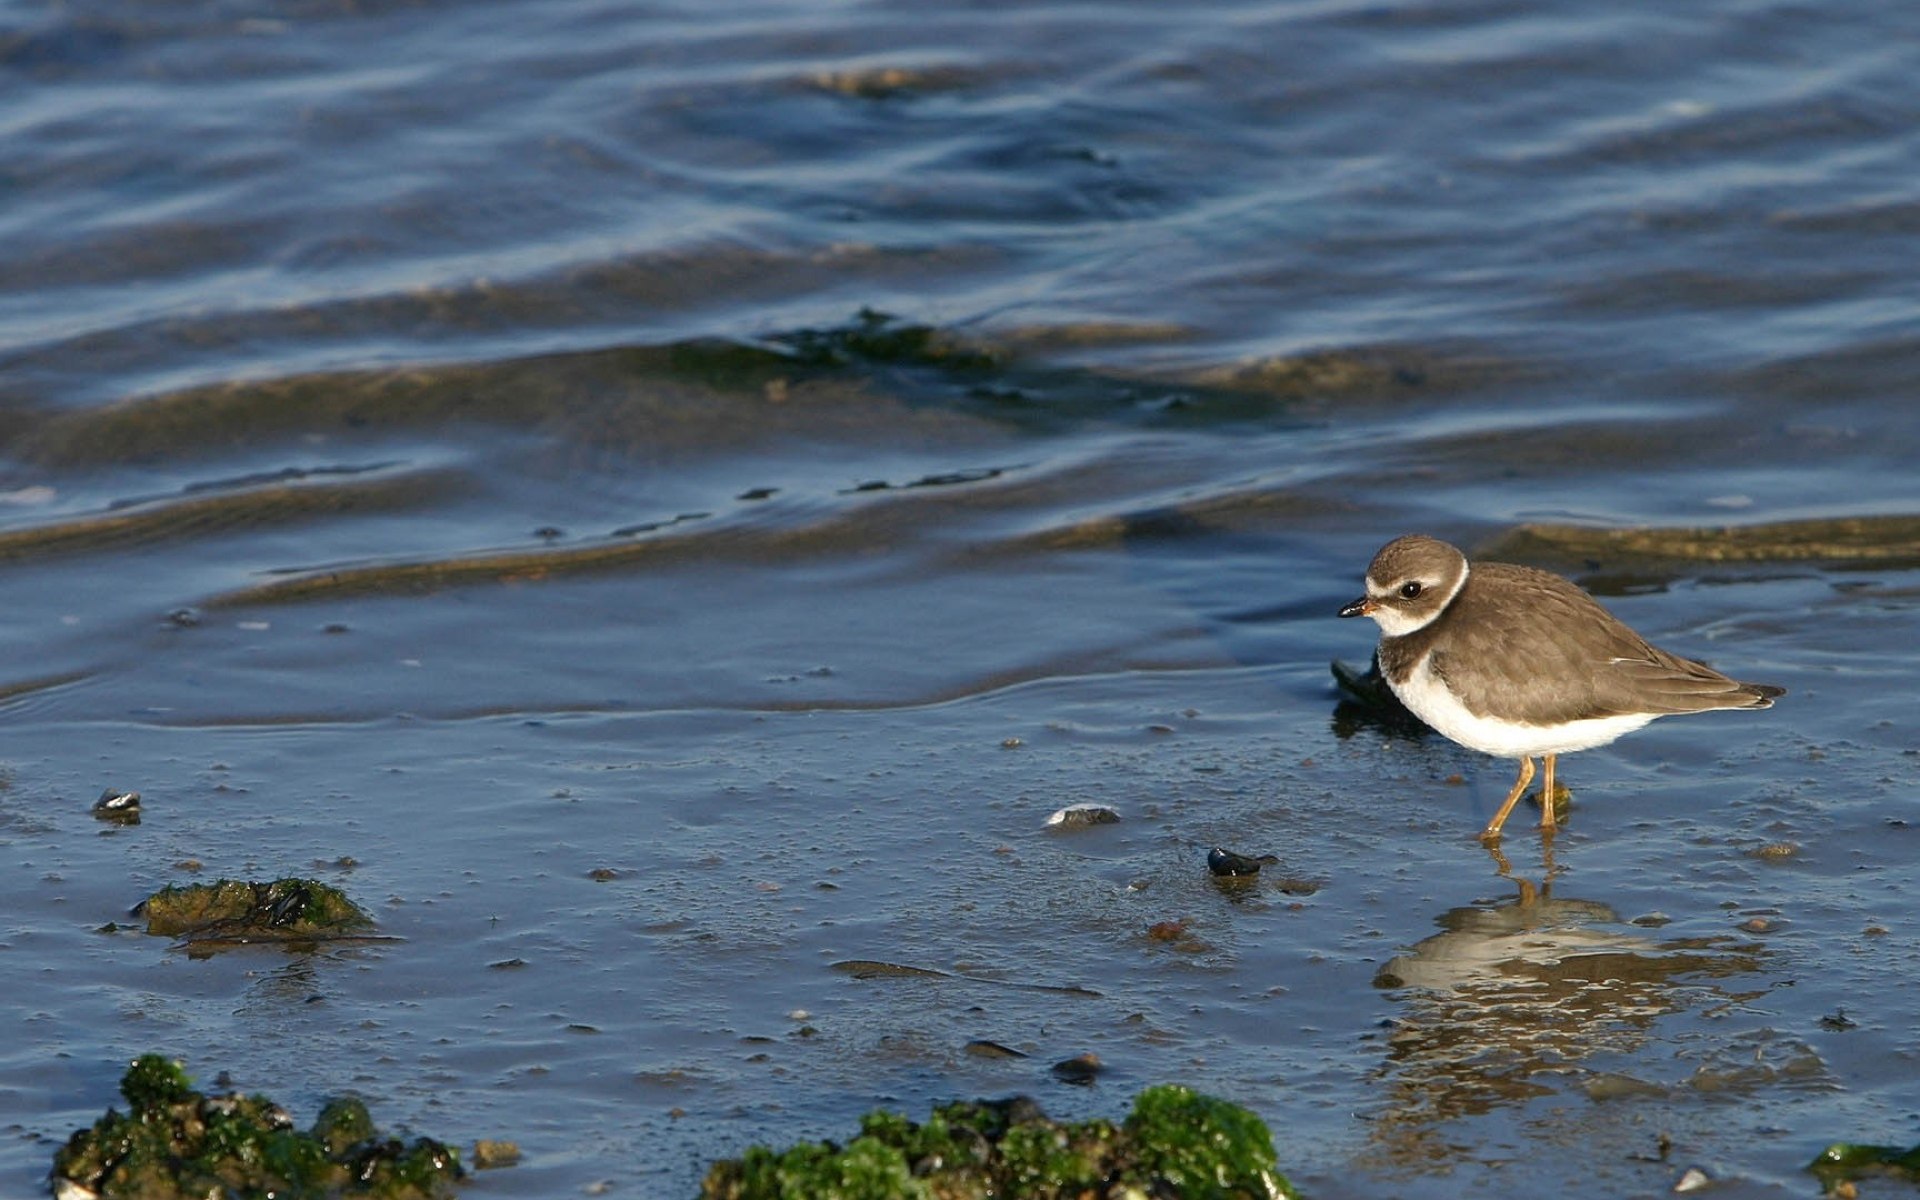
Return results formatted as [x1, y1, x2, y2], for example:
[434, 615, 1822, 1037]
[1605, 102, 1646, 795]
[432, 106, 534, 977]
[1360, 838, 1764, 1173]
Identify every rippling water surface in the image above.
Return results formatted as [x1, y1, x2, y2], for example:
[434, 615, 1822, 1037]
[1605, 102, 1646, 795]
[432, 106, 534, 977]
[4, 1, 1919, 1196]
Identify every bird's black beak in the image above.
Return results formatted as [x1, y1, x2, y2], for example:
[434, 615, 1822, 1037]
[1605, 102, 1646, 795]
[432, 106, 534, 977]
[1337, 595, 1376, 619]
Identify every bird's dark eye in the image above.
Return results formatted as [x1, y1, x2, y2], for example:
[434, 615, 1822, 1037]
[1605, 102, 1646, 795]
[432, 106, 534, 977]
[1399, 581, 1424, 599]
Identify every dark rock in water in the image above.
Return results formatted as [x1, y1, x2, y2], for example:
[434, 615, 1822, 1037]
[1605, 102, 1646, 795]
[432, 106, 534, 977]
[1207, 847, 1278, 877]
[92, 788, 142, 825]
[1047, 804, 1121, 829]
[698, 1085, 1293, 1199]
[1051, 1052, 1104, 1085]
[51, 1054, 464, 1199]
[964, 1039, 1029, 1060]
[471, 1139, 521, 1170]
[1330, 654, 1428, 739]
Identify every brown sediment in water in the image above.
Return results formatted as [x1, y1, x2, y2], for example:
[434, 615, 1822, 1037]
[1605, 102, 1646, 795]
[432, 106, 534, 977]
[0, 471, 462, 562]
[1479, 515, 1920, 572]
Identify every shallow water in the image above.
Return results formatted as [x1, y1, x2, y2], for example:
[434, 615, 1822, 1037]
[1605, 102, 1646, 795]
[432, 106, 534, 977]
[3, 0, 1919, 1196]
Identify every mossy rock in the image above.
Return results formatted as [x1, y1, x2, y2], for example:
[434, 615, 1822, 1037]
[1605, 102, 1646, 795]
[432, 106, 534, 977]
[700, 1085, 1294, 1200]
[1809, 1140, 1920, 1192]
[139, 877, 374, 944]
[51, 1054, 463, 1199]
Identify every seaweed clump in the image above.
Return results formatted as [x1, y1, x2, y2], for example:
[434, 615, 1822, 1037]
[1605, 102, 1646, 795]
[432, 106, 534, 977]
[139, 877, 375, 945]
[700, 1084, 1294, 1200]
[770, 307, 998, 371]
[51, 1054, 463, 1199]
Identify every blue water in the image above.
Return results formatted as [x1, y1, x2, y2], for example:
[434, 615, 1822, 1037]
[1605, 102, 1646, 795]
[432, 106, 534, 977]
[3, 0, 1918, 1196]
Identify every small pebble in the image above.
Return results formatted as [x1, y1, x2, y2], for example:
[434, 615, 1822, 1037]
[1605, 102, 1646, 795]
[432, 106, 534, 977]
[91, 789, 142, 825]
[1207, 847, 1278, 877]
[1047, 804, 1120, 828]
[471, 1139, 522, 1169]
[1051, 1052, 1103, 1085]
[1673, 1165, 1711, 1192]
[964, 1039, 1028, 1059]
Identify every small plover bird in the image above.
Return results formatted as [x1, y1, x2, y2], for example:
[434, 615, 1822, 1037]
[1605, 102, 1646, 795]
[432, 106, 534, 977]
[1339, 534, 1783, 841]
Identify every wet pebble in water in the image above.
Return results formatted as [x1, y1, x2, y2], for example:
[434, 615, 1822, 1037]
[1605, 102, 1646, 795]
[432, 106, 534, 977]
[1051, 1052, 1103, 1085]
[1046, 804, 1119, 828]
[471, 1139, 522, 1169]
[964, 1039, 1028, 1059]
[91, 789, 141, 825]
[1207, 847, 1278, 877]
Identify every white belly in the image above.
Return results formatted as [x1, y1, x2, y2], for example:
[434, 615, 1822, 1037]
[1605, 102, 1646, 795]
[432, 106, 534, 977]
[1391, 655, 1657, 759]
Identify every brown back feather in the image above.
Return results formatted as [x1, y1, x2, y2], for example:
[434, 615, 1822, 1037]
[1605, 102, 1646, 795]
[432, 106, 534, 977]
[1381, 562, 1780, 725]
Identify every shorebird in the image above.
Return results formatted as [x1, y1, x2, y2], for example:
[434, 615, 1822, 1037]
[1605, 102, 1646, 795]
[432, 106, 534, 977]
[1339, 535, 1783, 840]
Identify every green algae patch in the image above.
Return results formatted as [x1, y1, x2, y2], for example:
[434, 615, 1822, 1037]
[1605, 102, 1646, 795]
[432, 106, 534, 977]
[700, 1085, 1295, 1200]
[770, 307, 999, 371]
[139, 877, 375, 945]
[1125, 1084, 1288, 1197]
[1809, 1140, 1920, 1192]
[51, 1054, 463, 1199]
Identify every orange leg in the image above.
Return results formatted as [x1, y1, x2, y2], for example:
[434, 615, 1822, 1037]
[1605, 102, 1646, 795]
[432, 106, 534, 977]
[1539, 753, 1558, 831]
[1479, 756, 1535, 843]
